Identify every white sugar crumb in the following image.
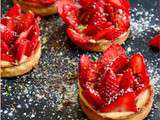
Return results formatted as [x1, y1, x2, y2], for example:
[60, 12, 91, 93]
[127, 47, 132, 52]
[131, 4, 160, 39]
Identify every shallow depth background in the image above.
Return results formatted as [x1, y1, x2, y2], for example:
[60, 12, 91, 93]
[1, 0, 160, 120]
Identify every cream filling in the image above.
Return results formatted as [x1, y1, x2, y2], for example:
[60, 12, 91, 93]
[79, 84, 150, 119]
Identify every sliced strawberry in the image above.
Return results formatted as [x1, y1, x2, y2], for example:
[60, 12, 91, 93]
[16, 40, 28, 62]
[1, 18, 15, 31]
[56, 0, 81, 32]
[16, 11, 35, 33]
[129, 53, 150, 92]
[105, 0, 125, 10]
[94, 26, 121, 40]
[79, 0, 94, 8]
[95, 69, 119, 103]
[79, 55, 91, 88]
[119, 69, 134, 89]
[88, 1, 107, 29]
[27, 24, 40, 40]
[66, 28, 91, 48]
[82, 25, 98, 36]
[86, 62, 99, 82]
[1, 53, 14, 63]
[25, 37, 38, 57]
[133, 79, 146, 95]
[99, 92, 137, 112]
[120, 0, 131, 13]
[5, 4, 21, 18]
[129, 53, 145, 74]
[110, 54, 129, 73]
[1, 41, 10, 53]
[149, 34, 160, 49]
[82, 85, 105, 109]
[0, 24, 15, 45]
[99, 44, 126, 67]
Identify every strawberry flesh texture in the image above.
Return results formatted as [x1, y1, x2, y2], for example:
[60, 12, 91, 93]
[95, 69, 120, 103]
[0, 24, 15, 45]
[99, 92, 137, 112]
[119, 68, 134, 89]
[94, 26, 121, 40]
[66, 28, 91, 49]
[129, 53, 150, 94]
[1, 41, 10, 53]
[16, 12, 35, 33]
[82, 86, 105, 109]
[149, 34, 160, 49]
[56, 0, 80, 32]
[82, 25, 98, 36]
[1, 53, 14, 63]
[80, 55, 91, 88]
[16, 39, 28, 62]
[109, 54, 129, 73]
[5, 4, 21, 18]
[1, 18, 15, 31]
[79, 0, 94, 8]
[1, 4, 40, 63]
[99, 44, 126, 66]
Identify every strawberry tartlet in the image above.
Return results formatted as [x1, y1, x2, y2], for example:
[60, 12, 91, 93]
[79, 44, 154, 120]
[0, 4, 41, 77]
[57, 0, 131, 52]
[12, 0, 57, 16]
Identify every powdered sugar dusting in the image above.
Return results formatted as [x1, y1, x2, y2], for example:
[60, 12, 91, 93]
[131, 4, 160, 39]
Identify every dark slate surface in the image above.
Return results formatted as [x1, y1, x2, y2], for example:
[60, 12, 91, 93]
[1, 0, 160, 120]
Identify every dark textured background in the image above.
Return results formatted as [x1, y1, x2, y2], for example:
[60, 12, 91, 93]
[1, 0, 160, 120]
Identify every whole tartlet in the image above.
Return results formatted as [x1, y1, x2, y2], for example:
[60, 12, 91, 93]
[0, 4, 41, 77]
[78, 44, 154, 120]
[12, 0, 57, 16]
[57, 0, 131, 52]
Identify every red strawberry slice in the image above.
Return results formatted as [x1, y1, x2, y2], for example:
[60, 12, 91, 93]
[79, 0, 94, 8]
[109, 54, 129, 73]
[94, 26, 121, 40]
[16, 40, 28, 62]
[66, 28, 91, 48]
[120, 0, 131, 13]
[82, 25, 98, 36]
[86, 62, 99, 82]
[5, 4, 21, 18]
[99, 92, 137, 112]
[99, 44, 126, 67]
[119, 69, 134, 89]
[79, 55, 91, 88]
[95, 69, 119, 103]
[105, 0, 125, 10]
[56, 0, 81, 32]
[1, 18, 15, 31]
[104, 4, 114, 14]
[133, 79, 146, 95]
[82, 85, 105, 109]
[16, 11, 35, 33]
[129, 53, 146, 74]
[0, 24, 15, 45]
[25, 37, 38, 57]
[149, 34, 160, 49]
[1, 41, 9, 53]
[1, 53, 14, 63]
[129, 53, 150, 92]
